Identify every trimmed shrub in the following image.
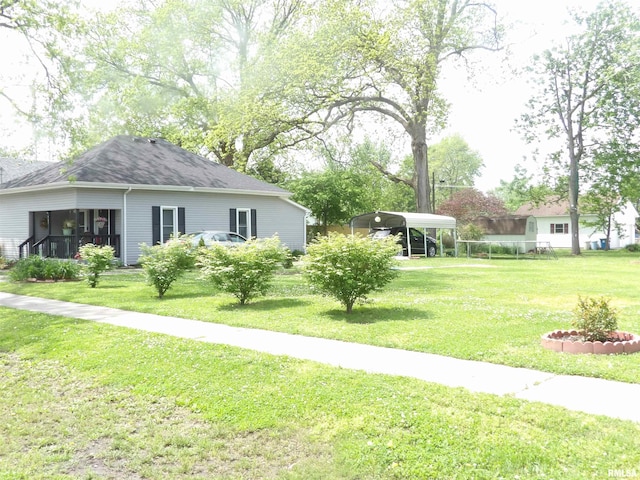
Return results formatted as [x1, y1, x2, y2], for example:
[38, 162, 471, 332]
[625, 243, 640, 252]
[139, 240, 194, 298]
[302, 233, 399, 313]
[458, 223, 485, 241]
[9, 256, 81, 282]
[78, 244, 115, 288]
[197, 236, 289, 305]
[572, 296, 618, 342]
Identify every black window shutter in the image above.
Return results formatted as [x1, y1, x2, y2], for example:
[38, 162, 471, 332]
[230, 208, 237, 233]
[152, 206, 160, 244]
[178, 207, 185, 235]
[550, 224, 554, 234]
[251, 209, 257, 238]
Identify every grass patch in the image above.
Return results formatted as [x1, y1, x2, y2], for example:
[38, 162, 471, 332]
[1, 308, 640, 479]
[1, 252, 640, 383]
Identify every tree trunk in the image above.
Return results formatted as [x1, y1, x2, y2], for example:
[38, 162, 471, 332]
[568, 151, 581, 255]
[411, 125, 432, 213]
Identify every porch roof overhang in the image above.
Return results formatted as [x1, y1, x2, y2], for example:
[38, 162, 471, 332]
[350, 211, 457, 231]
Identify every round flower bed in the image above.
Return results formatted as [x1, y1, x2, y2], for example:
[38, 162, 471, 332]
[541, 330, 640, 354]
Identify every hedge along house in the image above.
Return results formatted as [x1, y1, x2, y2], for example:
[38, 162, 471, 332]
[0, 136, 308, 265]
[349, 211, 457, 256]
[469, 215, 538, 253]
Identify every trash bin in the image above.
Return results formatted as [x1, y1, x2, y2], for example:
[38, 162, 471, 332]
[585, 241, 591, 250]
[600, 238, 607, 249]
[591, 241, 599, 250]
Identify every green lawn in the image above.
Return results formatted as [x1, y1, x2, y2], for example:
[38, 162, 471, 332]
[1, 250, 639, 383]
[1, 307, 640, 479]
[1, 251, 640, 478]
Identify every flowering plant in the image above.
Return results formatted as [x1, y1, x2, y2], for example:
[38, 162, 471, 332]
[96, 216, 108, 223]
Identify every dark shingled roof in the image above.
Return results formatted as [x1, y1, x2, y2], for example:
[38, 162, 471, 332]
[0, 136, 289, 195]
[472, 215, 532, 235]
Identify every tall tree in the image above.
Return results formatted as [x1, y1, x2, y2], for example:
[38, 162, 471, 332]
[519, 1, 640, 255]
[582, 140, 640, 249]
[0, 0, 80, 155]
[428, 134, 484, 209]
[42, 0, 344, 172]
[491, 165, 556, 212]
[325, 0, 502, 213]
[289, 168, 371, 235]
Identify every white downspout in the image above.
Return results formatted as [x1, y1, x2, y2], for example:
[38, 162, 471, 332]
[123, 186, 132, 265]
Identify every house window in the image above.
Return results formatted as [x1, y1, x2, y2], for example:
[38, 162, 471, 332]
[237, 208, 250, 238]
[162, 206, 178, 242]
[550, 223, 569, 234]
[152, 206, 185, 244]
[230, 208, 257, 239]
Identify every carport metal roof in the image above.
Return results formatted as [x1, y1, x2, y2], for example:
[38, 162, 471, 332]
[350, 211, 456, 230]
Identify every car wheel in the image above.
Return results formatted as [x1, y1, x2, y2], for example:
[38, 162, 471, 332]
[427, 245, 436, 257]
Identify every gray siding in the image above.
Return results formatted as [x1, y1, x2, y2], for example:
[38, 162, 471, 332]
[125, 190, 306, 264]
[0, 190, 76, 259]
[0, 186, 306, 263]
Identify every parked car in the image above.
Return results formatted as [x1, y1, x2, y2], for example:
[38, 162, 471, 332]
[184, 231, 247, 247]
[371, 227, 437, 257]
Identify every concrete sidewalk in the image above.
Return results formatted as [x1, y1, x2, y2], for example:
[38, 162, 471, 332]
[1, 291, 638, 423]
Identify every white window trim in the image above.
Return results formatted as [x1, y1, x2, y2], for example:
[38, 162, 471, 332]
[161, 206, 179, 241]
[236, 208, 251, 238]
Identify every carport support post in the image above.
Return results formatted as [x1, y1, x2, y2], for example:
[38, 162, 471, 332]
[454, 229, 458, 257]
[405, 225, 412, 257]
[423, 227, 427, 256]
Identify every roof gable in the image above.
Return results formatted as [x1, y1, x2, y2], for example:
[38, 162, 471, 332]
[0, 136, 288, 195]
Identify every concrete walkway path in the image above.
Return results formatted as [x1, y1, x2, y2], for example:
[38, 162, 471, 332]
[1, 291, 638, 423]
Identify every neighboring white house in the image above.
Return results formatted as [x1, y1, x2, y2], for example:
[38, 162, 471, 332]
[470, 215, 538, 253]
[515, 198, 638, 249]
[0, 136, 309, 264]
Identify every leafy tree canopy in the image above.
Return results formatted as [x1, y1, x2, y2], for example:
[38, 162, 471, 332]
[491, 165, 556, 212]
[436, 188, 507, 224]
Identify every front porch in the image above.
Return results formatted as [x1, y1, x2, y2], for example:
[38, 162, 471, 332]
[19, 208, 121, 260]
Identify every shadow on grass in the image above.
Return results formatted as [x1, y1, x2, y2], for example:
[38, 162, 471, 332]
[322, 305, 434, 324]
[218, 297, 313, 311]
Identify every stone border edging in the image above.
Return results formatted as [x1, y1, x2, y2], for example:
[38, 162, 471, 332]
[541, 330, 640, 354]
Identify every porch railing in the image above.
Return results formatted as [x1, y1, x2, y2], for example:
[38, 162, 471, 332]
[23, 235, 121, 260]
[18, 236, 35, 259]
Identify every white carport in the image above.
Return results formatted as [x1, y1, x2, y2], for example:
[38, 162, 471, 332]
[349, 211, 457, 257]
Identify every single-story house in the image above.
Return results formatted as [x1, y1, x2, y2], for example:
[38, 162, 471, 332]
[0, 136, 308, 264]
[515, 197, 638, 249]
[470, 215, 537, 253]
